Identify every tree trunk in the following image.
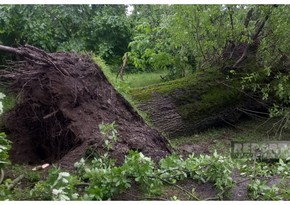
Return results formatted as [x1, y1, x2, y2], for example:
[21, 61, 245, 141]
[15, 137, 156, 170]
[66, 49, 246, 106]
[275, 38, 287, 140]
[130, 69, 269, 137]
[116, 52, 128, 81]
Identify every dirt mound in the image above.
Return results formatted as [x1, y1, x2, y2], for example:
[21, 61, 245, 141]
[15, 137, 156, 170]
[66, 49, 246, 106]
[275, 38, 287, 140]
[0, 45, 171, 170]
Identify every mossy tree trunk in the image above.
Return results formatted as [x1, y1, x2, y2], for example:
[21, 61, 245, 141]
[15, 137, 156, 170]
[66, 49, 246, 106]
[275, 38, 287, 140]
[130, 68, 268, 137]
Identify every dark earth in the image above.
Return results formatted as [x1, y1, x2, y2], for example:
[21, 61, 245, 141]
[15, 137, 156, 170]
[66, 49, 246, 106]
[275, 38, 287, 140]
[1, 45, 171, 171]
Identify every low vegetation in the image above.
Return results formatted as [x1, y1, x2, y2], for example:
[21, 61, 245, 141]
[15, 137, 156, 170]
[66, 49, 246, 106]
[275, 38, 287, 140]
[0, 119, 290, 200]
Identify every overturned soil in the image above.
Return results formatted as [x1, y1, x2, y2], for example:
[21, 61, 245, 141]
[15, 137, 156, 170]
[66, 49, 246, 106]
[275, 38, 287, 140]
[1, 45, 171, 170]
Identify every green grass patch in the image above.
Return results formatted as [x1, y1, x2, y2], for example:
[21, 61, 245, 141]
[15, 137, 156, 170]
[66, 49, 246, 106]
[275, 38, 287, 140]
[124, 71, 166, 88]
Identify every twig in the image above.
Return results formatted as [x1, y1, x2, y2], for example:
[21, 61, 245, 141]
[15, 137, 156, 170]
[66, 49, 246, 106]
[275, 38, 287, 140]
[24, 44, 56, 61]
[161, 179, 200, 201]
[115, 188, 169, 201]
[0, 45, 20, 54]
[204, 189, 225, 201]
[233, 7, 274, 68]
[236, 108, 268, 120]
[220, 118, 244, 131]
[8, 174, 24, 190]
[43, 110, 59, 120]
[235, 178, 251, 185]
[141, 196, 168, 201]
[238, 107, 268, 116]
[0, 169, 4, 184]
[0, 44, 69, 76]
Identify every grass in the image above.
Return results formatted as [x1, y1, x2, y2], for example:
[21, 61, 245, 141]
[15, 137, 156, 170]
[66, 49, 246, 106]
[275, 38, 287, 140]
[93, 55, 166, 89]
[124, 71, 166, 88]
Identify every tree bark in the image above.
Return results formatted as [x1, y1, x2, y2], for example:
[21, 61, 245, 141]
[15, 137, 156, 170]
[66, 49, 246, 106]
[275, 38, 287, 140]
[130, 69, 269, 137]
[116, 52, 128, 81]
[233, 9, 272, 68]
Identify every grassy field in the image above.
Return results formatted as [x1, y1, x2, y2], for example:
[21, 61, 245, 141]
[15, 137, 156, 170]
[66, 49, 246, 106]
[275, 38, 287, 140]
[123, 71, 166, 88]
[94, 56, 166, 90]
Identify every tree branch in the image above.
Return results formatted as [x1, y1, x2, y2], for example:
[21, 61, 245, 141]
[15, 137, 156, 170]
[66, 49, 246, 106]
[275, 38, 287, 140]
[8, 174, 24, 190]
[0, 44, 70, 76]
[233, 8, 273, 68]
[0, 45, 22, 55]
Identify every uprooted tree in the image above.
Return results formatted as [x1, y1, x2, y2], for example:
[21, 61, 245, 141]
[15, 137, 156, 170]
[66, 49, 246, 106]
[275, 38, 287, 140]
[0, 44, 172, 170]
[129, 5, 290, 137]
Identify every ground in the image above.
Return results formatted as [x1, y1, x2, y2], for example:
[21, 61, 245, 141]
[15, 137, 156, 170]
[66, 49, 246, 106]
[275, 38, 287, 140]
[3, 117, 290, 201]
[111, 117, 290, 201]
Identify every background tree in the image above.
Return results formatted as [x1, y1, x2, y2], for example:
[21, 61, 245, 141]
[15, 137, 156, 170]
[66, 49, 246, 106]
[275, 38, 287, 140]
[0, 5, 131, 64]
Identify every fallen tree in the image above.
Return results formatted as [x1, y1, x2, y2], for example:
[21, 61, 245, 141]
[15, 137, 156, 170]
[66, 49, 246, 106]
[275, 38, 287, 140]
[129, 39, 289, 138]
[0, 44, 172, 170]
[129, 6, 290, 138]
[128, 10, 279, 137]
[130, 67, 270, 137]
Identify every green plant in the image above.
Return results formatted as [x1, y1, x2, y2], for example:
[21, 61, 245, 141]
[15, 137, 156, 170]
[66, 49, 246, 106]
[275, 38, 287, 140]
[247, 179, 283, 200]
[0, 184, 12, 200]
[158, 151, 235, 197]
[74, 151, 159, 200]
[23, 149, 290, 201]
[239, 161, 276, 178]
[19, 120, 290, 201]
[124, 150, 162, 195]
[0, 92, 5, 115]
[30, 166, 80, 201]
[275, 159, 290, 178]
[0, 91, 13, 174]
[159, 154, 187, 182]
[0, 5, 130, 62]
[0, 132, 11, 170]
[170, 195, 180, 201]
[240, 158, 290, 200]
[68, 150, 236, 200]
[99, 121, 118, 151]
[0, 89, 16, 114]
[185, 151, 234, 194]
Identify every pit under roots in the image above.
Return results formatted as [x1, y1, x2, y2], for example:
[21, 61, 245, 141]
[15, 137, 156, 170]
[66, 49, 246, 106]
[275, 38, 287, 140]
[6, 104, 82, 165]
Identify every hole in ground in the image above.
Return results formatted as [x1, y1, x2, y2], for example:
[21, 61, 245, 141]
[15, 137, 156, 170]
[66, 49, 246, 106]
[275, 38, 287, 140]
[32, 130, 82, 163]
[7, 107, 82, 165]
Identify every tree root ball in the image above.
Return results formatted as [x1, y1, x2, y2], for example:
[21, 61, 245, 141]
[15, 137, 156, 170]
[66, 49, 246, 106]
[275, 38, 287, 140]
[0, 45, 171, 170]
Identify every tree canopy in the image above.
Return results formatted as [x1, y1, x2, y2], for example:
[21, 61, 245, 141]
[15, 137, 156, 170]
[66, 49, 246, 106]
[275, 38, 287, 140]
[0, 4, 290, 120]
[0, 5, 131, 63]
